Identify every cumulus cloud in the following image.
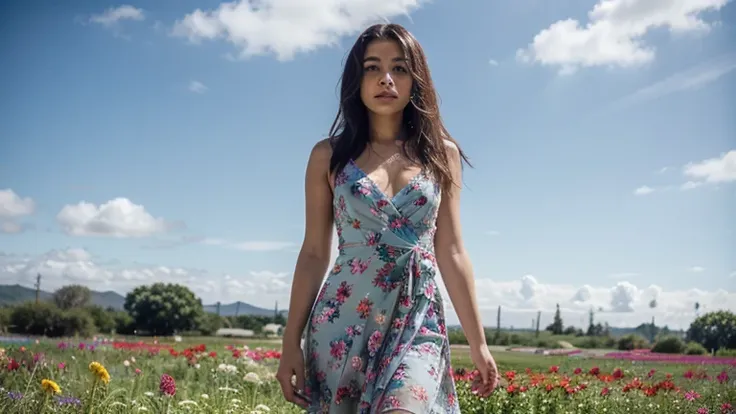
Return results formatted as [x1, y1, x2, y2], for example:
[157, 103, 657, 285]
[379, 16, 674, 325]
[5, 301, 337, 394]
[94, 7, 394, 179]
[683, 150, 736, 186]
[2, 249, 733, 330]
[171, 0, 426, 61]
[89, 5, 145, 27]
[0, 189, 36, 234]
[56, 198, 180, 238]
[0, 248, 293, 305]
[516, 0, 729, 74]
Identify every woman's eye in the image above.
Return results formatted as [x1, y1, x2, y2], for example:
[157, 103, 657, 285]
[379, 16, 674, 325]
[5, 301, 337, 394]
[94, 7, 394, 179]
[394, 66, 408, 73]
[363, 65, 378, 71]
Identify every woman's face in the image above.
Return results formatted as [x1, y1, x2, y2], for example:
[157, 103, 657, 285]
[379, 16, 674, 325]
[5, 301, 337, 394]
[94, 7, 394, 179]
[360, 39, 413, 117]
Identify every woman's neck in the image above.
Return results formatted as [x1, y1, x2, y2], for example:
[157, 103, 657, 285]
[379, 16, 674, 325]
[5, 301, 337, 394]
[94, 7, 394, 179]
[368, 112, 403, 146]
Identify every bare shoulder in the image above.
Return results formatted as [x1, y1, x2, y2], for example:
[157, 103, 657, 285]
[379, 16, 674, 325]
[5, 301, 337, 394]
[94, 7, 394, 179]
[310, 138, 333, 163]
[442, 138, 461, 166]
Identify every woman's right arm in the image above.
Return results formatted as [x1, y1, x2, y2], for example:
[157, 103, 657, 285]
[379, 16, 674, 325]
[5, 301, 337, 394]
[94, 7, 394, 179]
[281, 139, 335, 349]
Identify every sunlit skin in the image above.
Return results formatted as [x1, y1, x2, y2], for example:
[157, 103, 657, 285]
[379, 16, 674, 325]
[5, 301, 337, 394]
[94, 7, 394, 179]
[277, 36, 499, 410]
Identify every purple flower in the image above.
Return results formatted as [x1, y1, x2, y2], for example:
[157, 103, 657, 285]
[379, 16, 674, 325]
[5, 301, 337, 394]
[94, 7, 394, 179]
[54, 395, 81, 406]
[6, 391, 23, 400]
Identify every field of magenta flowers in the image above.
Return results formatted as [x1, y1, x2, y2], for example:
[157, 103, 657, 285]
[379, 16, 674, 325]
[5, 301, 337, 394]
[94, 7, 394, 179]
[1, 336, 734, 414]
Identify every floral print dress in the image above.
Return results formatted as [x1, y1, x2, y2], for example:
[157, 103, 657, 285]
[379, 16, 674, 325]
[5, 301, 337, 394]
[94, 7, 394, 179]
[303, 160, 460, 413]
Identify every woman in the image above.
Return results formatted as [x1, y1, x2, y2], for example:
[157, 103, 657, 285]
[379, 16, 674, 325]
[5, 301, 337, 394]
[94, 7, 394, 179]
[277, 23, 499, 413]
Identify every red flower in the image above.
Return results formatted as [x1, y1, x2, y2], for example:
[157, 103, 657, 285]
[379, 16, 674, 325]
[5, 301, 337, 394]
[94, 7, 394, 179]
[159, 374, 176, 396]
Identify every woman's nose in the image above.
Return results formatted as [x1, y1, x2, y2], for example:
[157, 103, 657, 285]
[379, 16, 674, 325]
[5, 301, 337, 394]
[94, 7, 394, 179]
[379, 73, 394, 86]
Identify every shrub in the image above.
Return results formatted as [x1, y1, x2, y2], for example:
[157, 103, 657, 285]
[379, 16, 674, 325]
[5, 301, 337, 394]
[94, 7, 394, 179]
[617, 334, 649, 351]
[684, 342, 708, 355]
[715, 348, 736, 357]
[651, 336, 686, 354]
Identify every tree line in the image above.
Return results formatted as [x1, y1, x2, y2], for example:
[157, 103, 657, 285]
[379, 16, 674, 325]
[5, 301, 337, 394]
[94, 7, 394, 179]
[447, 303, 735, 354]
[0, 283, 285, 338]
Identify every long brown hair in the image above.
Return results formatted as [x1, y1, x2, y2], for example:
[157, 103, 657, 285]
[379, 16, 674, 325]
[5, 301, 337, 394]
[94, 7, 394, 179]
[327, 23, 471, 192]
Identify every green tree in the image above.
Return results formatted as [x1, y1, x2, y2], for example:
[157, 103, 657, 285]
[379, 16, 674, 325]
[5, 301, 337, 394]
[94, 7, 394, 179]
[687, 310, 736, 352]
[124, 283, 204, 336]
[52, 285, 91, 310]
[546, 304, 564, 335]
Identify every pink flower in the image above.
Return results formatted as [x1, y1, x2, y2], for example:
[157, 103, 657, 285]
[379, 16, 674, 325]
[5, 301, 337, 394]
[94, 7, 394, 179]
[159, 374, 176, 396]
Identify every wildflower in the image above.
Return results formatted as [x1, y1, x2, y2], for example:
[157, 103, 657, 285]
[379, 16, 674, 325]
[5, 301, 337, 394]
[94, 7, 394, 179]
[244, 372, 260, 383]
[160, 374, 176, 396]
[89, 361, 111, 384]
[123, 360, 130, 367]
[684, 390, 700, 401]
[41, 379, 61, 394]
[54, 396, 81, 406]
[7, 391, 23, 400]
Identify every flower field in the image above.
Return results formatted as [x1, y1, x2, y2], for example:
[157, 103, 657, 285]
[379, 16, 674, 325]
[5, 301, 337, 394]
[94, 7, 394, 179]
[1, 336, 734, 413]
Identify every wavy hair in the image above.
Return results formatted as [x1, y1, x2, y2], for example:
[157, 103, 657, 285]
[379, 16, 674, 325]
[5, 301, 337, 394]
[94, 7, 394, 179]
[327, 23, 471, 192]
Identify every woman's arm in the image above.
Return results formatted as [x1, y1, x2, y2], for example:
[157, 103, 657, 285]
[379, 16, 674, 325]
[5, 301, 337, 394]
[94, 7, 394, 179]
[281, 139, 335, 348]
[434, 140, 487, 351]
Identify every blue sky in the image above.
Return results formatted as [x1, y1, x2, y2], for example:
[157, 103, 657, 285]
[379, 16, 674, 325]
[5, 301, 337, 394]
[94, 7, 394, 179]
[1, 0, 734, 329]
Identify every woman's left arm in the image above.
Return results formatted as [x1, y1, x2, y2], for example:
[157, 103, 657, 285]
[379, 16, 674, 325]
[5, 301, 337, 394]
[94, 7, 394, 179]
[434, 140, 499, 395]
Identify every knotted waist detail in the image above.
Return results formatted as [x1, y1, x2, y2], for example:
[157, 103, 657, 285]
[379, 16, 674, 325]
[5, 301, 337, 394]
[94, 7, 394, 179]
[337, 240, 437, 299]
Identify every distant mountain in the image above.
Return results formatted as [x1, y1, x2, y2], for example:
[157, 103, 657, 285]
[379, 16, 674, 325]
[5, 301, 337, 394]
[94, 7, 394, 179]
[0, 284, 126, 309]
[0, 284, 287, 317]
[203, 301, 288, 317]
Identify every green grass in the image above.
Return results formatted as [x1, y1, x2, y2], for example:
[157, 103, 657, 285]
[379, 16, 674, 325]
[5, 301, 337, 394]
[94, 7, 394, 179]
[1, 337, 733, 414]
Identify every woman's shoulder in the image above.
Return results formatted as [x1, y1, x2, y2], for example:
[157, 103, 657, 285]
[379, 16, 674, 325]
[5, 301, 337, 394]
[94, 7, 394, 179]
[309, 138, 334, 161]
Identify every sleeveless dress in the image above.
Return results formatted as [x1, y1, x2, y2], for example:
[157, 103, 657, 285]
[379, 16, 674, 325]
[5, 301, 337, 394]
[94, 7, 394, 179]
[303, 159, 460, 413]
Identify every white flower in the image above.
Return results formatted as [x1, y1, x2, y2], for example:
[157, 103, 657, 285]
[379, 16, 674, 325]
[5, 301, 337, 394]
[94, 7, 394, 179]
[200, 394, 209, 399]
[178, 400, 198, 406]
[144, 391, 154, 397]
[244, 372, 260, 383]
[254, 404, 271, 412]
[217, 363, 238, 374]
[123, 360, 130, 367]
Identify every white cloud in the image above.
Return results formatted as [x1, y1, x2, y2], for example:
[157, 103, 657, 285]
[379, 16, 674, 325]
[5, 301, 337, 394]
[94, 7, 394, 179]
[90, 5, 145, 27]
[689, 266, 705, 273]
[188, 80, 208, 94]
[1, 249, 733, 329]
[57, 198, 177, 238]
[516, 0, 729, 74]
[171, 0, 426, 61]
[633, 185, 654, 195]
[680, 181, 704, 190]
[489, 59, 499, 66]
[0, 189, 35, 218]
[683, 150, 736, 185]
[0, 248, 295, 305]
[0, 189, 36, 234]
[486, 230, 501, 236]
[614, 52, 736, 108]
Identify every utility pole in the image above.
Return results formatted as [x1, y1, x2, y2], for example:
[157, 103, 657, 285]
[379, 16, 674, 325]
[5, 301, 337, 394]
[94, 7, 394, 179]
[34, 273, 42, 304]
[216, 301, 221, 316]
[235, 301, 240, 317]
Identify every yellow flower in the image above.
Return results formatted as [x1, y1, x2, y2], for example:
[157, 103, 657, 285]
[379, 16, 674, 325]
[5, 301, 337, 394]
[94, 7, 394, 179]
[41, 379, 61, 394]
[88, 361, 111, 384]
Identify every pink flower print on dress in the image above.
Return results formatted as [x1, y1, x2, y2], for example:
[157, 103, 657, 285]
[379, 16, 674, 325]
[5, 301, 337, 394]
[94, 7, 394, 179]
[367, 330, 383, 356]
[409, 385, 429, 402]
[330, 340, 347, 360]
[350, 258, 371, 274]
[351, 356, 363, 371]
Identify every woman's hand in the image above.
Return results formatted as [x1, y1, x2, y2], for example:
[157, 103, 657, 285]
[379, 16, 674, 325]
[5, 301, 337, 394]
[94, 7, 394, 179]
[276, 342, 310, 408]
[469, 345, 500, 397]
